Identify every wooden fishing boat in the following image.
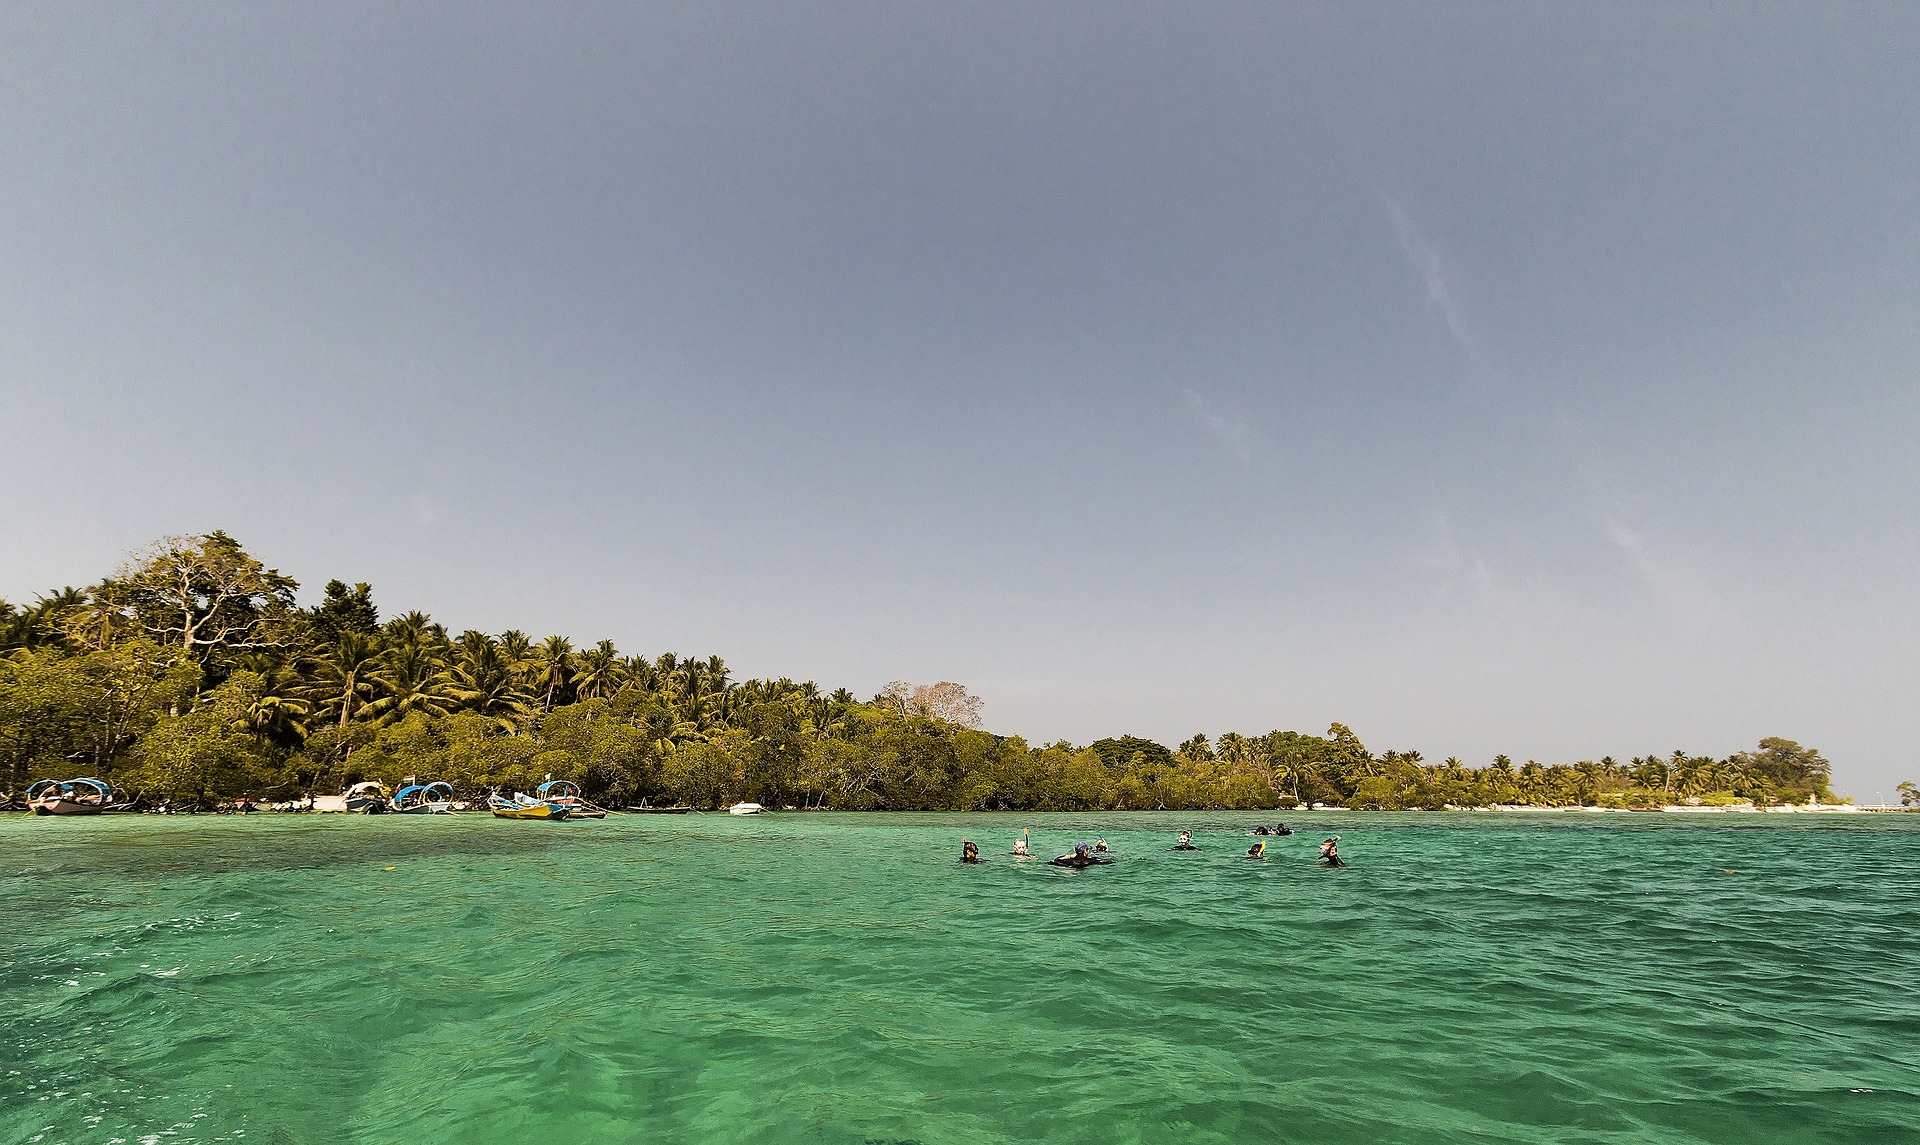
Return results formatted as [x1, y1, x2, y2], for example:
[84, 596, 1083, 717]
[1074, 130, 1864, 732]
[391, 781, 453, 814]
[489, 794, 569, 821]
[27, 777, 111, 816]
[343, 781, 390, 814]
[535, 780, 606, 819]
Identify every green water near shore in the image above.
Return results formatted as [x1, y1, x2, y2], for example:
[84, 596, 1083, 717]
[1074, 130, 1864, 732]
[4, 811, 1919, 1144]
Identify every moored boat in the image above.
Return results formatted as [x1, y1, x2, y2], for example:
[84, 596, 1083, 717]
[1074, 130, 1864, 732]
[343, 781, 390, 814]
[489, 793, 570, 821]
[27, 777, 112, 816]
[536, 779, 606, 819]
[391, 781, 454, 814]
[727, 801, 765, 815]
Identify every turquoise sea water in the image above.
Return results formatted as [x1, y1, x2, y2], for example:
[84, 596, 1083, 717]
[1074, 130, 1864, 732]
[4, 811, 1919, 1144]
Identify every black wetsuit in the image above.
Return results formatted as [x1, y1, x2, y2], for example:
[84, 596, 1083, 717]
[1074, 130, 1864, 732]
[1172, 843, 1198, 851]
[1050, 854, 1111, 868]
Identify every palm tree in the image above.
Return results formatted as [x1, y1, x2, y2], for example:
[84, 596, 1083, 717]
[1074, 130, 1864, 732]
[534, 635, 575, 711]
[498, 629, 533, 667]
[620, 655, 660, 693]
[311, 632, 383, 728]
[361, 640, 456, 726]
[383, 611, 440, 648]
[450, 636, 532, 732]
[573, 640, 624, 700]
[237, 692, 312, 747]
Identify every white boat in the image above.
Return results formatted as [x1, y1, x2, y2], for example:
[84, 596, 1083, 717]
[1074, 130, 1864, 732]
[726, 802, 765, 815]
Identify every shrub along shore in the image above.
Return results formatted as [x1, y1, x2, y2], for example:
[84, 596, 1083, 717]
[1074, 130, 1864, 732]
[3, 533, 1845, 812]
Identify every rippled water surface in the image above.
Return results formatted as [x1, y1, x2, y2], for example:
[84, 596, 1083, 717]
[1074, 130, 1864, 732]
[5, 811, 1919, 1144]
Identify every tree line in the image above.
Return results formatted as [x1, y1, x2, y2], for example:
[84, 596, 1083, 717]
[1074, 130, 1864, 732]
[1, 532, 1841, 811]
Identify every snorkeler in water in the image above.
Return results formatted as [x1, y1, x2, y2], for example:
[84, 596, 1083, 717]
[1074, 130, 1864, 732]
[1173, 829, 1197, 851]
[1012, 830, 1031, 857]
[1246, 841, 1266, 859]
[1093, 838, 1109, 854]
[1050, 843, 1111, 869]
[962, 839, 982, 864]
[1319, 836, 1345, 867]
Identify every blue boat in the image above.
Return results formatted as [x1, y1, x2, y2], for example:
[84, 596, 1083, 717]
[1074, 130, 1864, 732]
[391, 781, 454, 814]
[27, 777, 112, 816]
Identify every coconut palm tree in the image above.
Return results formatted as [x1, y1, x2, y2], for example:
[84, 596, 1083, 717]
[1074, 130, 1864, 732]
[450, 637, 532, 733]
[361, 639, 457, 726]
[311, 632, 383, 728]
[533, 635, 575, 711]
[498, 629, 533, 668]
[573, 640, 624, 700]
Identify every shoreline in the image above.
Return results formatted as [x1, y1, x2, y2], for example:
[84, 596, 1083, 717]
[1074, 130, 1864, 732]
[2, 802, 1910, 816]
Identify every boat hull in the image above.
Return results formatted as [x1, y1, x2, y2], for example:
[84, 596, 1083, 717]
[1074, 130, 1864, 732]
[491, 804, 569, 820]
[32, 800, 106, 816]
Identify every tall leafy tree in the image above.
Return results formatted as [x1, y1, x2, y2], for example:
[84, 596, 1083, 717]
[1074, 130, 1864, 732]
[107, 533, 297, 664]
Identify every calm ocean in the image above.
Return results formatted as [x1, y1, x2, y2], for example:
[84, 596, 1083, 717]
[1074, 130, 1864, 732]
[5, 811, 1918, 1144]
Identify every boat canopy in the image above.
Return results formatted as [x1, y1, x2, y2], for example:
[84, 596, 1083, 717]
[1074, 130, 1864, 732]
[421, 781, 453, 797]
[537, 780, 580, 798]
[393, 784, 427, 801]
[345, 781, 387, 797]
[25, 777, 110, 799]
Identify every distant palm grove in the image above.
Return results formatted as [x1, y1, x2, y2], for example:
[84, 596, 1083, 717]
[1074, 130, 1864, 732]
[1, 533, 1838, 811]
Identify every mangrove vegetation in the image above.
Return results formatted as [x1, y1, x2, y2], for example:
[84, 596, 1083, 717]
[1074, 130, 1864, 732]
[1, 533, 1841, 811]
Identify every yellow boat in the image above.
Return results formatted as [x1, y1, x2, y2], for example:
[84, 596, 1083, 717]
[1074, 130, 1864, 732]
[488, 795, 570, 821]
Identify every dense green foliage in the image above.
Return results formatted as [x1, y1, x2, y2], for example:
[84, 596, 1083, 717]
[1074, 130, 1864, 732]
[1, 534, 1841, 810]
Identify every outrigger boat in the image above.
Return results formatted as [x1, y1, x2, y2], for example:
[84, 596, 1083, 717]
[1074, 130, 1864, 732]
[535, 780, 606, 819]
[391, 781, 454, 814]
[26, 777, 112, 816]
[489, 792, 570, 821]
[343, 781, 390, 814]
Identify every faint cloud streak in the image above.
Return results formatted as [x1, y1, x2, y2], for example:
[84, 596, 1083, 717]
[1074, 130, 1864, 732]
[1381, 194, 1478, 359]
[1601, 512, 1730, 629]
[1183, 389, 1251, 471]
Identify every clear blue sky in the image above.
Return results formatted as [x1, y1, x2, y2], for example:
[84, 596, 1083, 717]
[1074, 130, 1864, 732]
[3, 4, 1915, 798]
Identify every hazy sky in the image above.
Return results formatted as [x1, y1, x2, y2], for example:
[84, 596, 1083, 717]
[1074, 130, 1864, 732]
[3, 4, 1916, 798]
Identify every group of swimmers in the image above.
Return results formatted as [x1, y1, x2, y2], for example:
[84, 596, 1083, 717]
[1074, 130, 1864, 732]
[961, 828, 1345, 868]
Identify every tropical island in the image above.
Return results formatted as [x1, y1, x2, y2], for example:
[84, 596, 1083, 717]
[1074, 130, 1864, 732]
[0, 532, 1877, 813]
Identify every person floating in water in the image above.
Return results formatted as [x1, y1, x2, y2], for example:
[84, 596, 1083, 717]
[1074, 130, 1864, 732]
[1050, 843, 1110, 869]
[1012, 830, 1030, 857]
[1272, 822, 1293, 836]
[1093, 838, 1110, 854]
[962, 839, 982, 864]
[1246, 841, 1266, 859]
[1173, 830, 1198, 851]
[1319, 836, 1345, 867]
